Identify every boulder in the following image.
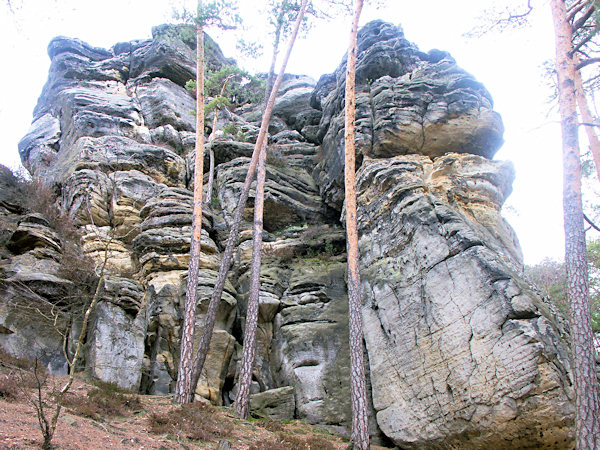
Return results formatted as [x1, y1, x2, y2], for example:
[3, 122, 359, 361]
[7, 214, 62, 254]
[48, 36, 112, 61]
[250, 386, 296, 421]
[272, 75, 321, 132]
[195, 329, 236, 405]
[49, 135, 186, 187]
[87, 284, 146, 391]
[18, 113, 61, 167]
[216, 155, 332, 232]
[272, 262, 354, 426]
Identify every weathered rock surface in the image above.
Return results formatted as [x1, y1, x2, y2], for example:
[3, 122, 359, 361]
[3, 18, 577, 448]
[272, 261, 353, 426]
[314, 20, 504, 210]
[0, 170, 70, 376]
[217, 154, 332, 233]
[250, 386, 295, 421]
[354, 154, 573, 448]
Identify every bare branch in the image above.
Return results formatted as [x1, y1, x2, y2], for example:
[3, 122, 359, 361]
[464, 0, 533, 38]
[585, 213, 600, 232]
[576, 56, 600, 68]
[571, 26, 598, 54]
[572, 2, 596, 31]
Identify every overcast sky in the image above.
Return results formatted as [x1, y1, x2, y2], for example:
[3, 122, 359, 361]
[0, 0, 578, 265]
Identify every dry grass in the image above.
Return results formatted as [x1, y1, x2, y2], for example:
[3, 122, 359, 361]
[254, 419, 287, 433]
[0, 347, 35, 370]
[0, 352, 354, 449]
[61, 379, 142, 420]
[148, 401, 229, 442]
[0, 349, 42, 401]
[0, 373, 21, 401]
[249, 431, 337, 450]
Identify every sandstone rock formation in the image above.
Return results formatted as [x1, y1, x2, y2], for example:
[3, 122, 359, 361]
[0, 19, 576, 448]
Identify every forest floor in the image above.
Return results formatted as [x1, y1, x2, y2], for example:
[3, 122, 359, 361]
[0, 354, 384, 449]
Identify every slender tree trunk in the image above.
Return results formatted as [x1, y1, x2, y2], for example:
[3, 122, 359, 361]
[550, 0, 600, 448]
[344, 1, 369, 448]
[206, 76, 234, 204]
[206, 110, 218, 205]
[573, 58, 600, 182]
[175, 2, 206, 404]
[190, 0, 309, 396]
[264, 7, 284, 104]
[234, 132, 268, 420]
[234, 0, 309, 418]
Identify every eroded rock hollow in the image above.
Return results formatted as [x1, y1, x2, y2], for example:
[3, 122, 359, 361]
[1, 20, 574, 448]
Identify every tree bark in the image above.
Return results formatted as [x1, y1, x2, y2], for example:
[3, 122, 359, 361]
[264, 6, 284, 104]
[206, 75, 234, 204]
[234, 0, 309, 419]
[344, 1, 369, 448]
[550, 0, 600, 448]
[190, 0, 309, 398]
[175, 1, 205, 405]
[206, 132, 215, 205]
[234, 132, 268, 420]
[573, 57, 600, 182]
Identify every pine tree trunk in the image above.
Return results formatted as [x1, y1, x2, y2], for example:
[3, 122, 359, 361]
[175, 4, 205, 404]
[190, 0, 310, 396]
[206, 109, 219, 204]
[206, 76, 233, 204]
[344, 1, 369, 448]
[234, 0, 309, 419]
[264, 8, 284, 104]
[573, 59, 600, 182]
[550, 0, 600, 447]
[234, 135, 268, 420]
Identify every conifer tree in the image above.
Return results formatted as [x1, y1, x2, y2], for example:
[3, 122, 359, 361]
[188, 66, 262, 202]
[190, 0, 312, 400]
[550, 0, 600, 447]
[343, 0, 369, 447]
[175, 0, 239, 405]
[233, 0, 309, 419]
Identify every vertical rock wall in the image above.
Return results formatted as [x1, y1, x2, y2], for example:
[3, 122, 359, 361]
[0, 19, 576, 448]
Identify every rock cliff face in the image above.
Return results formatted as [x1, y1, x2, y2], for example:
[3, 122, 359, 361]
[1, 20, 575, 447]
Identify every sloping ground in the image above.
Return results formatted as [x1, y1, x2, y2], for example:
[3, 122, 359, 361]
[0, 361, 366, 450]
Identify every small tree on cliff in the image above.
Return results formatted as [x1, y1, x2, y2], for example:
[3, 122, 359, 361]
[174, 0, 240, 405]
[186, 66, 263, 202]
[188, 0, 321, 404]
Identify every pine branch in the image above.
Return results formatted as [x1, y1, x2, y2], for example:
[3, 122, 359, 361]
[585, 213, 600, 232]
[572, 2, 596, 32]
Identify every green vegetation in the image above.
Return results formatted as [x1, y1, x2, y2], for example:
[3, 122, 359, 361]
[221, 122, 250, 141]
[526, 239, 600, 331]
[186, 65, 265, 108]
